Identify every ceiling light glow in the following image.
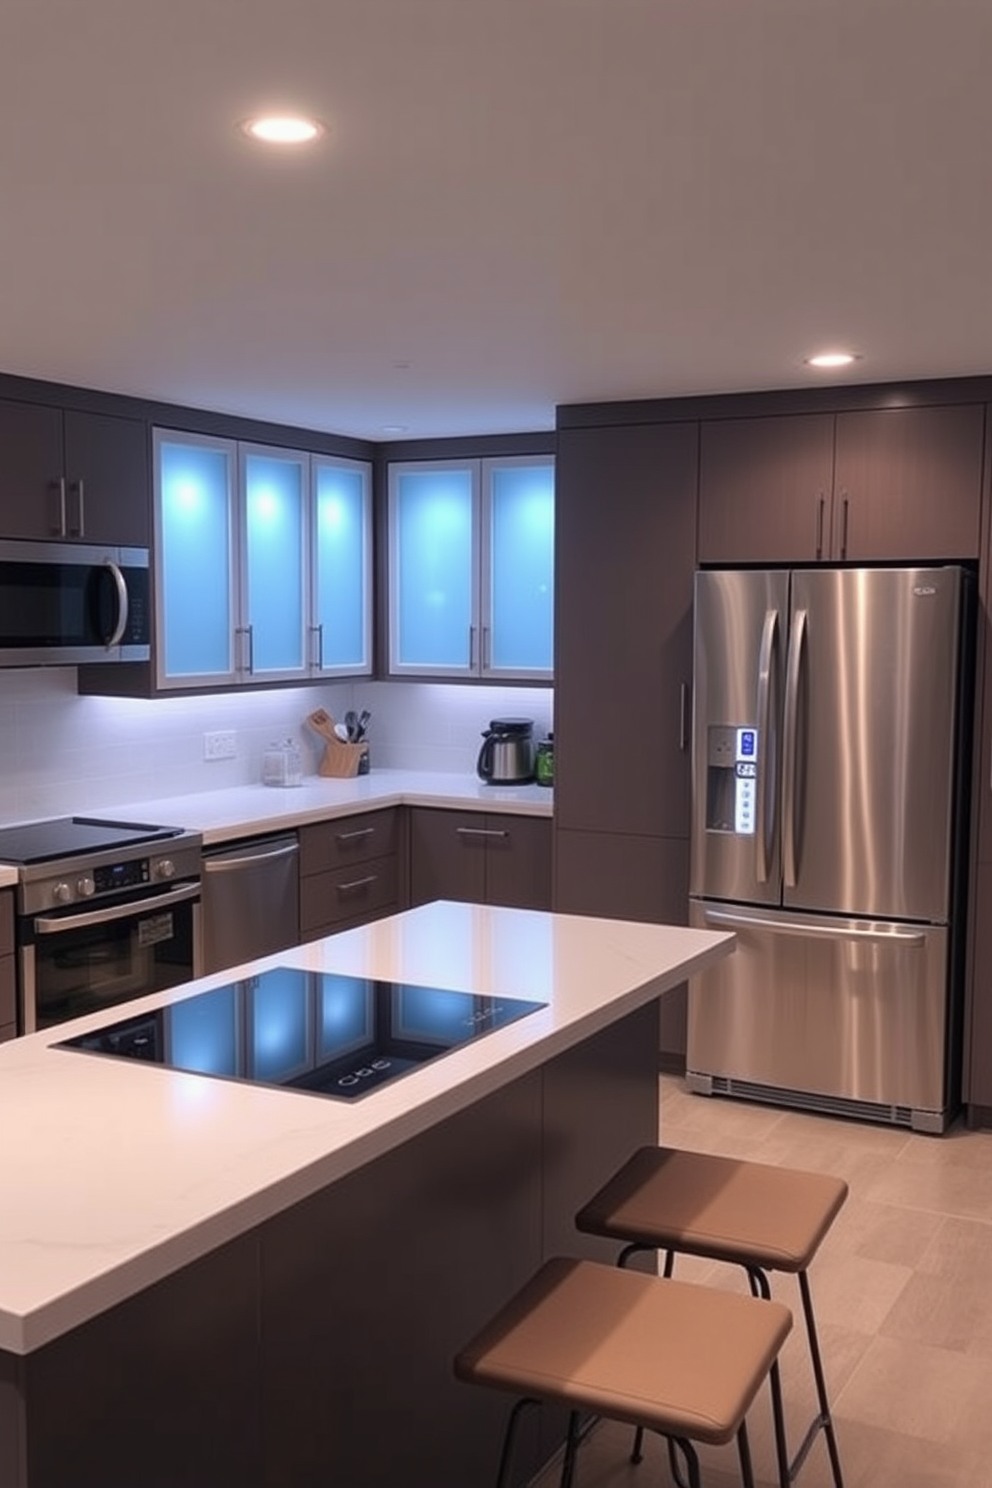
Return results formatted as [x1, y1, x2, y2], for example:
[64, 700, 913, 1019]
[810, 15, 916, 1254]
[242, 115, 324, 145]
[806, 351, 858, 369]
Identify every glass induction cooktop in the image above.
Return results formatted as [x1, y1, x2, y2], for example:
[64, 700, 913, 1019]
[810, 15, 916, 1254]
[56, 966, 548, 1101]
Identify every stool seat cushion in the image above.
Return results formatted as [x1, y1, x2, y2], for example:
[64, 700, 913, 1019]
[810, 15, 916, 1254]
[454, 1256, 792, 1446]
[576, 1147, 848, 1272]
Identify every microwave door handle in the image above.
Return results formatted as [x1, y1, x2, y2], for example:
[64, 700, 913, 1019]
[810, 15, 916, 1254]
[782, 606, 807, 888]
[34, 882, 200, 934]
[103, 559, 129, 648]
[754, 608, 779, 884]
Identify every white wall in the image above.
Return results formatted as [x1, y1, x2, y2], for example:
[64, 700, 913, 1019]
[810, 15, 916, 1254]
[0, 669, 553, 823]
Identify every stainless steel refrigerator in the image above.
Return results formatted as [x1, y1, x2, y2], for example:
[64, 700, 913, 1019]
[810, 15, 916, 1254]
[687, 565, 973, 1133]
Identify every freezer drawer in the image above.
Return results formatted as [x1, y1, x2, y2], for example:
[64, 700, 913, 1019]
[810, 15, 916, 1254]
[687, 899, 951, 1130]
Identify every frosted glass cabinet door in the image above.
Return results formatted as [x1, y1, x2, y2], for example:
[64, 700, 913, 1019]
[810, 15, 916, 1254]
[155, 431, 237, 685]
[484, 457, 554, 677]
[243, 447, 308, 679]
[313, 458, 372, 674]
[389, 464, 478, 674]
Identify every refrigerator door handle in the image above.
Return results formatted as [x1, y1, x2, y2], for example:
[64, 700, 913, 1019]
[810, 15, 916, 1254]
[700, 906, 927, 947]
[754, 608, 779, 884]
[782, 606, 807, 888]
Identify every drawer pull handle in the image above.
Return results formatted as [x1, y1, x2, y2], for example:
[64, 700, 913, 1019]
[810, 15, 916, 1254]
[456, 828, 508, 838]
[335, 828, 376, 843]
[337, 875, 377, 893]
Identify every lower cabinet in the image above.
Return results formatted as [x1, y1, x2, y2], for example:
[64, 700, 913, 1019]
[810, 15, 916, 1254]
[0, 890, 14, 1041]
[409, 808, 552, 911]
[299, 808, 406, 940]
[554, 829, 689, 1068]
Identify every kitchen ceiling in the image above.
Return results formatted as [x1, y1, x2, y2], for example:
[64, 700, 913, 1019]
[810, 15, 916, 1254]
[2, 0, 990, 441]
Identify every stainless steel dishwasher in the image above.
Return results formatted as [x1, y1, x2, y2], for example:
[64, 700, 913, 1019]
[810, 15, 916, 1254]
[201, 832, 300, 975]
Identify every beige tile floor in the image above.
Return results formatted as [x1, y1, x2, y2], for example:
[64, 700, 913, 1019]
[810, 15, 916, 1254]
[533, 1074, 992, 1488]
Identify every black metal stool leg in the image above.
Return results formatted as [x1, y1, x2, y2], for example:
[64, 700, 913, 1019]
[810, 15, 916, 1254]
[798, 1270, 845, 1488]
[559, 1409, 582, 1488]
[494, 1397, 539, 1488]
[736, 1418, 758, 1488]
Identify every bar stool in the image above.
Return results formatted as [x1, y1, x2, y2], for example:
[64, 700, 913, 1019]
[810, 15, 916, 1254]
[454, 1255, 793, 1488]
[575, 1147, 848, 1488]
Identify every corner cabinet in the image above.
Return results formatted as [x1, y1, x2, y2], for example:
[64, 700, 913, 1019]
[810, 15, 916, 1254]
[698, 402, 985, 564]
[154, 429, 372, 690]
[387, 455, 554, 679]
[0, 399, 149, 546]
[409, 808, 552, 911]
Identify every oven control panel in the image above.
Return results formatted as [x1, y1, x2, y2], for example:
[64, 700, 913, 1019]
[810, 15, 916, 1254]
[94, 858, 151, 895]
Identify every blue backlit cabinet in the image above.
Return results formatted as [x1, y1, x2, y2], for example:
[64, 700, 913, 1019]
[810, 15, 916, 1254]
[387, 455, 554, 679]
[155, 430, 239, 686]
[312, 455, 373, 676]
[154, 430, 371, 689]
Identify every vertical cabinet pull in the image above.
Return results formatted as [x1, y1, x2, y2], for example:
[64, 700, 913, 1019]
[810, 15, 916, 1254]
[839, 493, 850, 559]
[679, 682, 689, 752]
[815, 495, 825, 559]
[50, 476, 67, 537]
[68, 478, 85, 537]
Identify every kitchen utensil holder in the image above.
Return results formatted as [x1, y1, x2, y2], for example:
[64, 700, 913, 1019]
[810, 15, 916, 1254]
[306, 709, 370, 779]
[317, 737, 369, 779]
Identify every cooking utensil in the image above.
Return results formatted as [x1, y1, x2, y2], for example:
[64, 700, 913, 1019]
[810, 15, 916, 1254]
[334, 723, 350, 742]
[354, 709, 372, 741]
[344, 709, 359, 741]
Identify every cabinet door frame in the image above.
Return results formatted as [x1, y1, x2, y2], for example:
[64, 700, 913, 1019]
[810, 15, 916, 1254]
[387, 458, 482, 678]
[310, 453, 373, 678]
[237, 440, 312, 684]
[154, 426, 240, 690]
[480, 453, 555, 682]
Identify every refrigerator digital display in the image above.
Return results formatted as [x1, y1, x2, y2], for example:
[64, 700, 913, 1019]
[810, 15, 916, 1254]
[735, 727, 757, 834]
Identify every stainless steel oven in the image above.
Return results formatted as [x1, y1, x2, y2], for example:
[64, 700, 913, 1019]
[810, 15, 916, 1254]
[0, 817, 202, 1033]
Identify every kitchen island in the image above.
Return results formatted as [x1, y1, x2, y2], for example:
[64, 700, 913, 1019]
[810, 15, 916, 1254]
[0, 901, 732, 1488]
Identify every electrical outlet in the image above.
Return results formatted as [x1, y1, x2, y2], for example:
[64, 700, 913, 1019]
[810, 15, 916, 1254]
[203, 730, 236, 761]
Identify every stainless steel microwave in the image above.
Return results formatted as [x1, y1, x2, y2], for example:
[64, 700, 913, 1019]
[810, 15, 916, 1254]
[0, 539, 150, 665]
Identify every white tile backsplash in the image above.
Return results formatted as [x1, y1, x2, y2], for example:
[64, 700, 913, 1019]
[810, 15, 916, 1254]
[0, 670, 553, 824]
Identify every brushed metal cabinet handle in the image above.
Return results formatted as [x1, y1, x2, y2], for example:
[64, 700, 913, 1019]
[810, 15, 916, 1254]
[337, 875, 377, 893]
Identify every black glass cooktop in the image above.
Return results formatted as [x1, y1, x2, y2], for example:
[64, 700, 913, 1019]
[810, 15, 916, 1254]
[0, 815, 182, 866]
[56, 966, 548, 1101]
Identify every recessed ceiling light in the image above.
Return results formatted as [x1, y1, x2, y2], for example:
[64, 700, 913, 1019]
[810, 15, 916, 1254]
[241, 114, 325, 145]
[805, 350, 860, 369]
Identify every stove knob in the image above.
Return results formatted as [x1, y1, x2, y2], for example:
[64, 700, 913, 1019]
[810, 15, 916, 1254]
[52, 882, 72, 905]
[76, 876, 95, 898]
[156, 859, 176, 880]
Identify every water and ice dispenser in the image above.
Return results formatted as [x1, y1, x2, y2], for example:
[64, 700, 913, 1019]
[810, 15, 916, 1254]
[705, 726, 757, 835]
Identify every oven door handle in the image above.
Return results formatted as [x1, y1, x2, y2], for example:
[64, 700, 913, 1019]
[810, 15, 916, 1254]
[34, 882, 201, 934]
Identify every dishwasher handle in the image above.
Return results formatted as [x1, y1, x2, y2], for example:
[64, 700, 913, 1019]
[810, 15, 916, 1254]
[203, 838, 299, 874]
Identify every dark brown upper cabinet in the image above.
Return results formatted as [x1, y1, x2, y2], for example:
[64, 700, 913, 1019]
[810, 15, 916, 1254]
[698, 403, 984, 565]
[554, 420, 697, 842]
[698, 413, 835, 565]
[0, 399, 149, 547]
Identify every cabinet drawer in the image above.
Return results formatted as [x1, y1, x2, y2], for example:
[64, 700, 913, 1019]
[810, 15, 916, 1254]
[300, 809, 400, 876]
[300, 853, 398, 935]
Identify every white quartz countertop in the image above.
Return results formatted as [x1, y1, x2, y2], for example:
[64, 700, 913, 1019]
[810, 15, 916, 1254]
[0, 902, 732, 1355]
